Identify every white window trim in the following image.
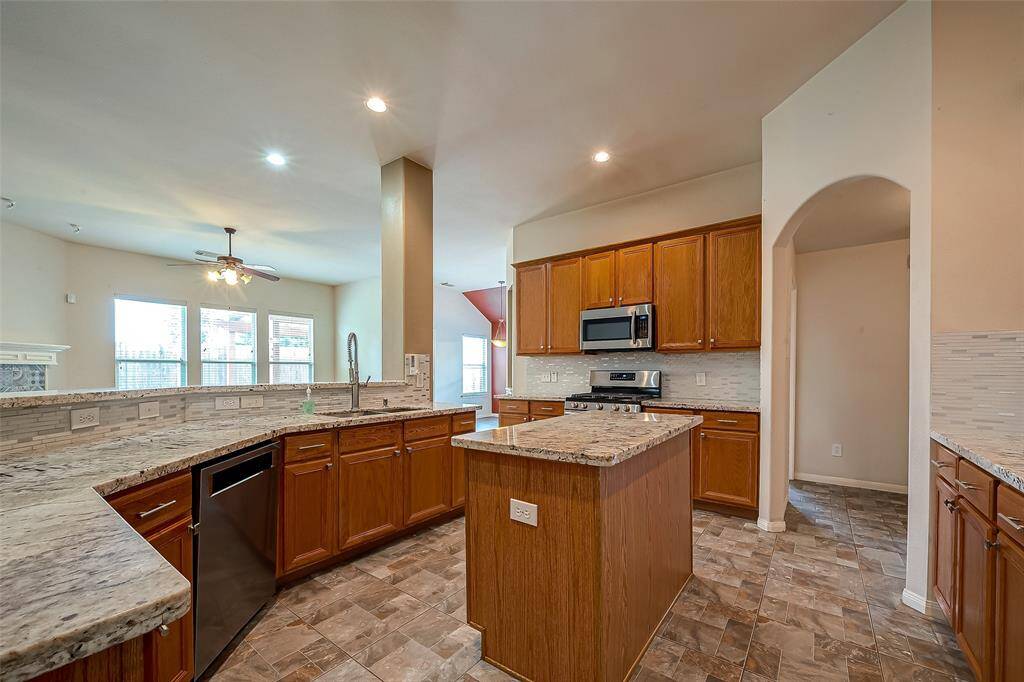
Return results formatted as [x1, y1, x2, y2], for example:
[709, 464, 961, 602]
[268, 312, 315, 384]
[113, 295, 188, 389]
[199, 304, 258, 386]
[460, 334, 489, 398]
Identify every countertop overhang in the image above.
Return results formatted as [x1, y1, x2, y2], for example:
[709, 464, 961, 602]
[0, 404, 478, 682]
[930, 427, 1023, 494]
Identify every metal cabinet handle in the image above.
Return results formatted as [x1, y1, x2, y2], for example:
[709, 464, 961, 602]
[955, 479, 979, 491]
[393, 449, 401, 457]
[618, 296, 623, 303]
[608, 298, 613, 303]
[298, 443, 327, 451]
[998, 513, 1024, 532]
[406, 446, 413, 454]
[158, 625, 170, 637]
[326, 462, 333, 470]
[700, 432, 706, 439]
[930, 459, 952, 469]
[985, 539, 1001, 551]
[716, 419, 739, 424]
[697, 339, 703, 344]
[710, 338, 716, 344]
[540, 407, 554, 411]
[943, 499, 958, 512]
[137, 500, 176, 519]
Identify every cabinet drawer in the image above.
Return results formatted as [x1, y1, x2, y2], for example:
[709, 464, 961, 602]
[338, 422, 401, 454]
[644, 407, 696, 415]
[108, 470, 192, 536]
[956, 458, 996, 520]
[529, 400, 564, 417]
[997, 484, 1024, 543]
[404, 415, 450, 442]
[284, 430, 335, 463]
[499, 414, 530, 427]
[699, 411, 758, 433]
[499, 399, 529, 415]
[452, 412, 477, 435]
[931, 442, 958, 484]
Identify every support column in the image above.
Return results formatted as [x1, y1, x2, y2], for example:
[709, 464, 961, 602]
[380, 157, 433, 380]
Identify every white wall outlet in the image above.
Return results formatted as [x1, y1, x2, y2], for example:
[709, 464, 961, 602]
[65, 293, 77, 304]
[240, 395, 264, 409]
[539, 373, 549, 383]
[138, 402, 160, 419]
[696, 372, 707, 386]
[550, 371, 557, 382]
[510, 498, 538, 527]
[70, 407, 100, 430]
[215, 396, 241, 410]
[832, 443, 843, 457]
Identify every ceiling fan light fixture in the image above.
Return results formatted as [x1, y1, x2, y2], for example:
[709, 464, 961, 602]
[240, 273, 253, 284]
[207, 270, 221, 282]
[222, 268, 239, 286]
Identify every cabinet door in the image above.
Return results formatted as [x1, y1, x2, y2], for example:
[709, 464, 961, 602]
[654, 235, 705, 351]
[582, 250, 616, 309]
[695, 429, 757, 509]
[955, 501, 995, 680]
[615, 243, 653, 306]
[547, 258, 582, 354]
[451, 445, 467, 510]
[995, 535, 1024, 682]
[932, 475, 958, 622]
[339, 445, 403, 551]
[499, 414, 530, 427]
[404, 436, 452, 526]
[144, 516, 194, 682]
[516, 263, 548, 354]
[281, 455, 336, 573]
[707, 225, 760, 349]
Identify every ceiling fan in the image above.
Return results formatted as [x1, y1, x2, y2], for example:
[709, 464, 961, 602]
[167, 227, 280, 284]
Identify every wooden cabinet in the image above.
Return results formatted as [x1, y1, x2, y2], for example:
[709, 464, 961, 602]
[616, 243, 653, 306]
[497, 400, 565, 426]
[955, 498, 995, 681]
[499, 414, 530, 427]
[582, 250, 616, 309]
[451, 414, 476, 510]
[33, 638, 145, 682]
[932, 474, 958, 621]
[694, 428, 758, 510]
[707, 224, 760, 349]
[516, 263, 548, 354]
[144, 517, 194, 682]
[548, 257, 582, 353]
[403, 436, 452, 526]
[338, 443, 403, 551]
[655, 235, 705, 351]
[994, 533, 1024, 682]
[280, 453, 336, 573]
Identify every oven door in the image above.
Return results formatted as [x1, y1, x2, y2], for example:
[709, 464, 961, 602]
[580, 304, 653, 351]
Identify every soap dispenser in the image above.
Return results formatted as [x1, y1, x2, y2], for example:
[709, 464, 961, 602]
[301, 386, 315, 415]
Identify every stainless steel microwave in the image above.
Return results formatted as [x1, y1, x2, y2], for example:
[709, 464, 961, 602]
[580, 304, 654, 351]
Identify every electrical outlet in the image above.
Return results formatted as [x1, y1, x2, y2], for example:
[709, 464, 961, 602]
[138, 402, 160, 419]
[215, 396, 241, 410]
[510, 498, 538, 527]
[539, 373, 549, 383]
[832, 443, 843, 457]
[550, 371, 557, 382]
[696, 372, 707, 386]
[70, 407, 100, 430]
[240, 395, 264, 409]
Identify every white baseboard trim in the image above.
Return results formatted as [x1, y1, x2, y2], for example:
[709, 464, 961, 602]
[901, 588, 943, 618]
[757, 518, 787, 533]
[794, 472, 908, 494]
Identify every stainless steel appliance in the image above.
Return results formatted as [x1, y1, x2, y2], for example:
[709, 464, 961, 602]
[580, 304, 654, 351]
[565, 369, 661, 413]
[193, 441, 279, 677]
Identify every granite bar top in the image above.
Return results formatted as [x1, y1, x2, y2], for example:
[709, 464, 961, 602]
[642, 398, 760, 413]
[452, 411, 701, 467]
[0, 403, 478, 682]
[930, 427, 1023, 494]
[497, 395, 566, 402]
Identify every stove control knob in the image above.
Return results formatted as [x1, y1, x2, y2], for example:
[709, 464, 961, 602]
[596, 404, 604, 410]
[612, 405, 619, 411]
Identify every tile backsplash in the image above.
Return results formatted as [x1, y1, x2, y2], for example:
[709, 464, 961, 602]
[931, 330, 1023, 434]
[514, 350, 760, 402]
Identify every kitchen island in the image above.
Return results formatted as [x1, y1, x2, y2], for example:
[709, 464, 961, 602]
[453, 411, 702, 682]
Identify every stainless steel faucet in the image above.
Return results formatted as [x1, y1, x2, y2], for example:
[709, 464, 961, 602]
[346, 332, 370, 409]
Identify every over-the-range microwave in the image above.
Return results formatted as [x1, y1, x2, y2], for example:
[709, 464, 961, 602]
[580, 304, 654, 351]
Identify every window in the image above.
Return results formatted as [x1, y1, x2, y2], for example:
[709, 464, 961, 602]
[200, 307, 256, 385]
[269, 314, 314, 384]
[115, 298, 187, 389]
[461, 335, 488, 396]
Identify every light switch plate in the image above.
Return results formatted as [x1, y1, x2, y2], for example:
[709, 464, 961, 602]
[138, 402, 160, 419]
[510, 498, 538, 527]
[70, 407, 100, 430]
[696, 372, 707, 386]
[832, 443, 843, 457]
[240, 395, 264, 409]
[551, 371, 558, 382]
[215, 396, 241, 410]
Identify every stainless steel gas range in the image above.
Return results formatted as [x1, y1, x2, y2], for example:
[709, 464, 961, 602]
[564, 369, 661, 414]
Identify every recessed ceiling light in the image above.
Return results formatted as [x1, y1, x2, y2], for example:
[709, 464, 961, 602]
[265, 151, 287, 167]
[365, 97, 388, 113]
[593, 150, 611, 163]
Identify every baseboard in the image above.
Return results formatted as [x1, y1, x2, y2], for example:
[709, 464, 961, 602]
[901, 588, 944, 619]
[757, 518, 787, 533]
[794, 472, 908, 494]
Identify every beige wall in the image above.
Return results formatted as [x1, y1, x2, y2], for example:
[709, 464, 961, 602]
[334, 277, 383, 382]
[931, 1, 1024, 333]
[0, 221, 336, 389]
[795, 239, 910, 490]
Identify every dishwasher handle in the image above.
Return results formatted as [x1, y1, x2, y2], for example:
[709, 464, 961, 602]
[208, 449, 276, 498]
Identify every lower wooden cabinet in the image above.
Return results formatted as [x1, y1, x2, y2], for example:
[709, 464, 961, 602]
[694, 428, 758, 509]
[32, 637, 145, 682]
[498, 414, 530, 427]
[404, 436, 452, 526]
[144, 516, 194, 682]
[338, 444, 403, 551]
[955, 499, 996, 680]
[280, 453, 336, 573]
[932, 474, 958, 621]
[451, 414, 476, 510]
[994, 532, 1024, 682]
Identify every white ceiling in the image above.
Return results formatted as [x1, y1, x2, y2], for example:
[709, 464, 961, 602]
[794, 177, 911, 254]
[1, 1, 898, 288]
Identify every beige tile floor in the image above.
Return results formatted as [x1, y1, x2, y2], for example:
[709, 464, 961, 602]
[203, 481, 972, 682]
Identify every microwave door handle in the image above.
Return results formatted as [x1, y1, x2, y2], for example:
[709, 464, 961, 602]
[630, 310, 637, 344]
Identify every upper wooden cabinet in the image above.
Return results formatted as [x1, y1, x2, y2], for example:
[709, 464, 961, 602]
[582, 250, 616, 309]
[707, 224, 760, 349]
[616, 243, 653, 306]
[516, 263, 548, 355]
[655, 235, 705, 351]
[516, 257, 581, 355]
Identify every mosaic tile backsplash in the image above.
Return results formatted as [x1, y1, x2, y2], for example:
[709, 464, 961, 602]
[932, 330, 1023, 434]
[514, 350, 760, 402]
[0, 364, 47, 392]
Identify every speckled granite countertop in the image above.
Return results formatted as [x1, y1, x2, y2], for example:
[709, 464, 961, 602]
[0, 404, 477, 682]
[930, 427, 1023, 494]
[641, 398, 760, 413]
[497, 395, 566, 402]
[452, 411, 701, 466]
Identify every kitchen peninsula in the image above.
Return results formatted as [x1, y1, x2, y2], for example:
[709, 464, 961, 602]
[454, 411, 701, 682]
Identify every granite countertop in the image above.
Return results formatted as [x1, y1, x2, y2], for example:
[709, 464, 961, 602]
[930, 426, 1023, 494]
[0, 403, 478, 682]
[452, 411, 701, 467]
[497, 394, 566, 402]
[642, 398, 760, 413]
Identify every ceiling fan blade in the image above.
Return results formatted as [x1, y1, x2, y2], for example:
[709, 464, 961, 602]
[195, 249, 222, 258]
[240, 265, 280, 282]
[246, 264, 278, 272]
[166, 262, 210, 267]
[194, 257, 220, 264]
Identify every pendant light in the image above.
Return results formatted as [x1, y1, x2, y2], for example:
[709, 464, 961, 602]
[491, 280, 508, 348]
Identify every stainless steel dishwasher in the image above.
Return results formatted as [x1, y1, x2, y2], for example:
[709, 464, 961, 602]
[193, 441, 279, 677]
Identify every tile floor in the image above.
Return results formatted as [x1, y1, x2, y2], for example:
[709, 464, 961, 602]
[204, 481, 973, 682]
